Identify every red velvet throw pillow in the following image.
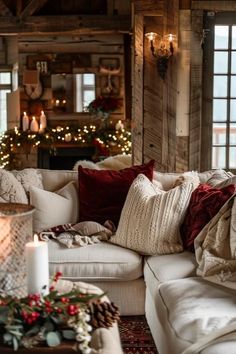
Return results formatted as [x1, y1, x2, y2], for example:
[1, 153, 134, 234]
[78, 160, 155, 226]
[181, 183, 235, 252]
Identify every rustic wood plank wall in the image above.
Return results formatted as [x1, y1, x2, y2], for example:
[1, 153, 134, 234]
[143, 16, 163, 168]
[132, 13, 144, 165]
[176, 9, 191, 172]
[189, 9, 203, 171]
[162, 0, 179, 171]
[132, 0, 179, 171]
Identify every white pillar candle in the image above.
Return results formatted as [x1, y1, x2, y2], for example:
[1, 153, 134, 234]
[39, 110, 47, 130]
[115, 120, 124, 130]
[25, 234, 49, 295]
[30, 116, 39, 132]
[65, 133, 72, 142]
[39, 123, 44, 134]
[22, 112, 29, 131]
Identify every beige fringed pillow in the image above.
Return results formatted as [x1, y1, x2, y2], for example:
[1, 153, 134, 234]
[110, 173, 199, 255]
[30, 181, 78, 233]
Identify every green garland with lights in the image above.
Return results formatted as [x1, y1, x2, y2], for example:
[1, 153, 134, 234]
[0, 124, 132, 169]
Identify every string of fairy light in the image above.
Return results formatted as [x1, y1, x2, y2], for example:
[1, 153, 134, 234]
[0, 124, 132, 169]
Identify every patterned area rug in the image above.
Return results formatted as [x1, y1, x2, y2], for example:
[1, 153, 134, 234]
[119, 315, 158, 354]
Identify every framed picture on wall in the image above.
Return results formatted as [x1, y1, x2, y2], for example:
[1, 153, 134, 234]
[100, 75, 120, 95]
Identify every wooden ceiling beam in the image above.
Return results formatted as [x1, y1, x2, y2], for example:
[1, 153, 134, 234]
[134, 0, 164, 15]
[192, 1, 236, 11]
[0, 0, 13, 16]
[16, 0, 22, 16]
[0, 15, 131, 35]
[19, 0, 48, 19]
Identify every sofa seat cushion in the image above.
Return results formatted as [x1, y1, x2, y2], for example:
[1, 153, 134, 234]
[144, 252, 197, 298]
[156, 277, 236, 352]
[48, 241, 142, 281]
[144, 251, 197, 283]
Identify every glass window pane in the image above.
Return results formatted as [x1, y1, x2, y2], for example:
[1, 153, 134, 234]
[212, 146, 226, 169]
[83, 74, 95, 85]
[213, 123, 226, 144]
[230, 123, 236, 144]
[229, 147, 236, 168]
[83, 90, 95, 111]
[230, 99, 236, 121]
[0, 89, 10, 133]
[214, 52, 228, 73]
[213, 76, 227, 97]
[231, 76, 236, 97]
[213, 99, 227, 121]
[214, 26, 229, 49]
[231, 52, 236, 73]
[0, 73, 11, 85]
[232, 26, 236, 49]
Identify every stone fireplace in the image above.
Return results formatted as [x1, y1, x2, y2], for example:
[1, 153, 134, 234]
[12, 145, 95, 170]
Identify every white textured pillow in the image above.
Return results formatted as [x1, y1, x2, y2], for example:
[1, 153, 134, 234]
[12, 168, 44, 195]
[111, 174, 199, 255]
[214, 175, 236, 189]
[0, 169, 27, 203]
[30, 181, 78, 233]
[206, 169, 234, 187]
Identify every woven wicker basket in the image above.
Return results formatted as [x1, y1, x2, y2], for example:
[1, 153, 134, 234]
[0, 203, 35, 297]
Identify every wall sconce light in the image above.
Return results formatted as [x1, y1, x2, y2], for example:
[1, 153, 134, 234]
[145, 32, 176, 80]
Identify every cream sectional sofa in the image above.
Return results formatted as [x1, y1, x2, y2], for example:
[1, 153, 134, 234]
[5, 167, 236, 354]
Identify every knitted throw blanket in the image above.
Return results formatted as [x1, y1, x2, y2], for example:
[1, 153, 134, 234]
[195, 192, 236, 289]
[40, 220, 116, 248]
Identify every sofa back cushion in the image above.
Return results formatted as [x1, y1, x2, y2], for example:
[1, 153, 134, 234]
[78, 160, 155, 227]
[38, 169, 77, 191]
[110, 173, 199, 255]
[180, 183, 235, 251]
[154, 170, 214, 191]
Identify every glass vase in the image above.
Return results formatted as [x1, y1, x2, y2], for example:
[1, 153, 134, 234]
[0, 203, 35, 297]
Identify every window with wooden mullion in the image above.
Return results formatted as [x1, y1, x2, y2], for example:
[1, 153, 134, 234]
[208, 20, 236, 172]
[0, 71, 12, 133]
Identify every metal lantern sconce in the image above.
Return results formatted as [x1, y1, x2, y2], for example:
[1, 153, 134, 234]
[145, 32, 176, 80]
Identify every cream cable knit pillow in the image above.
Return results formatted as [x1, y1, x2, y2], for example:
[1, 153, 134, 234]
[111, 173, 199, 255]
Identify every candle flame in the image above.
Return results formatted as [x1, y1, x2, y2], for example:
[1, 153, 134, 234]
[34, 234, 39, 244]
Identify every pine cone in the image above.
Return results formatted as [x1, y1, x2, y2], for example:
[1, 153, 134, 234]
[89, 301, 120, 329]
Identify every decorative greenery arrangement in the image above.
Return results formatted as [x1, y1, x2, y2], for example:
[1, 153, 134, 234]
[0, 272, 119, 353]
[86, 96, 120, 118]
[0, 124, 132, 169]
